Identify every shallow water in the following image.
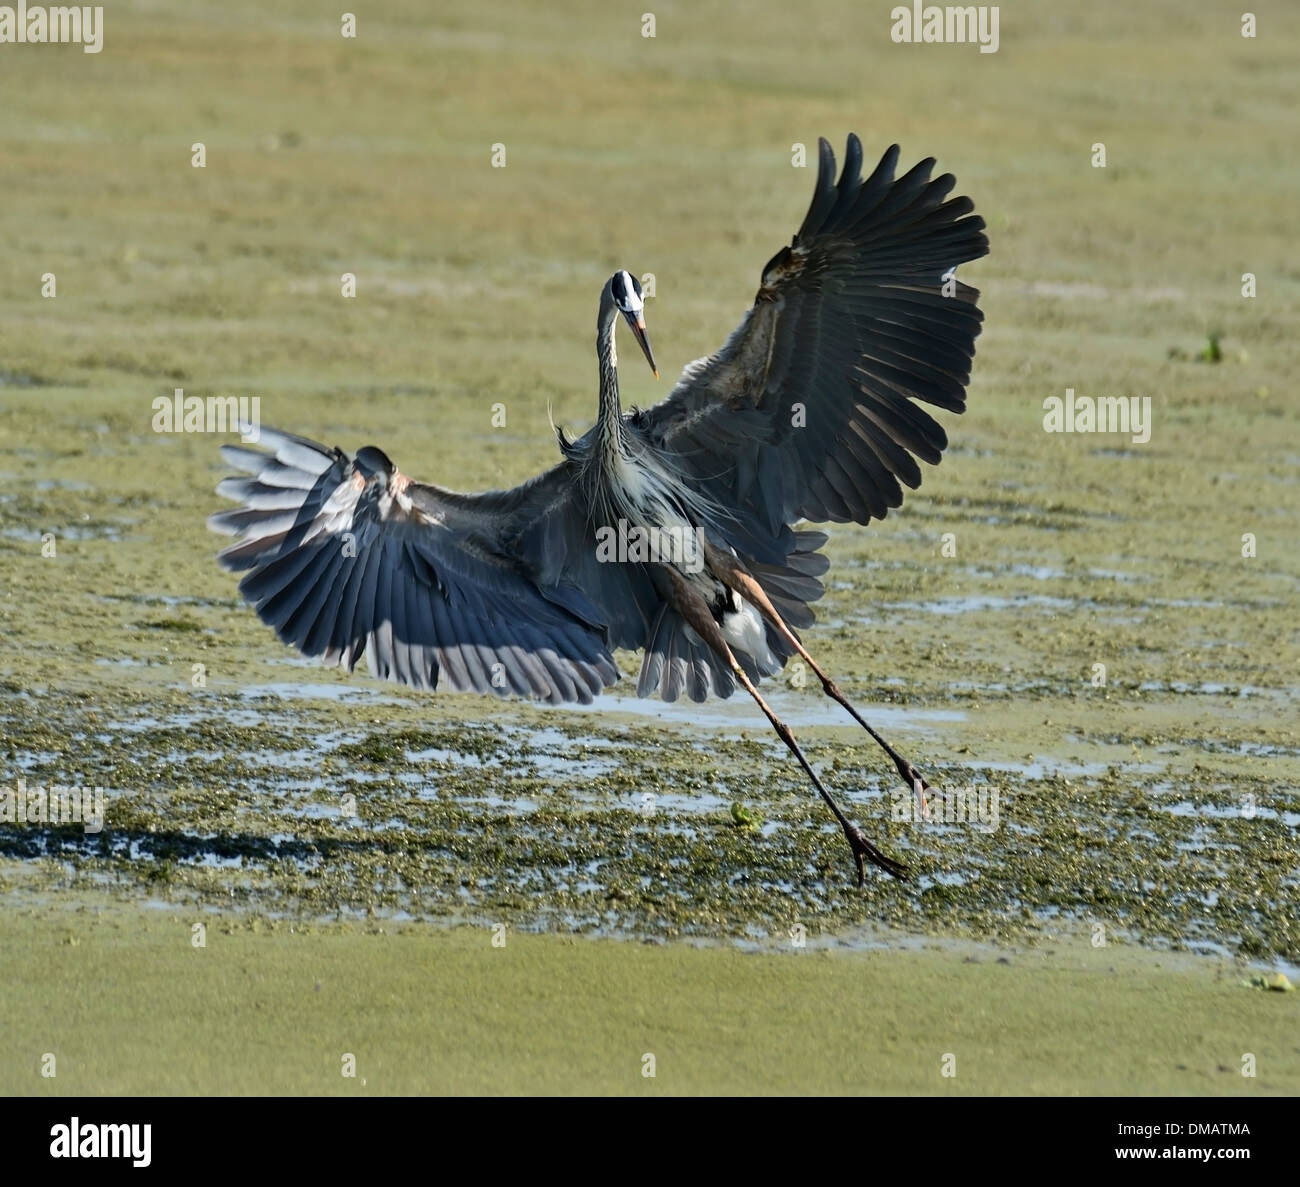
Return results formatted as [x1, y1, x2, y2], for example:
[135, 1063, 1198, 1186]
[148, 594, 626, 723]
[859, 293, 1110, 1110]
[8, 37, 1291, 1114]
[3, 675, 1295, 963]
[0, 0, 1297, 964]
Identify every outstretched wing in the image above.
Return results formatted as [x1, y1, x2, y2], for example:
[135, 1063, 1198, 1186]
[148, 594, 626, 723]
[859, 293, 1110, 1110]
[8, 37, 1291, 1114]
[209, 428, 620, 704]
[639, 135, 988, 532]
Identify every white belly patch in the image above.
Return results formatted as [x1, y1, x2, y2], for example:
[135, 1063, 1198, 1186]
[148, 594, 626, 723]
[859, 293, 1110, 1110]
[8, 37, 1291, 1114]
[720, 597, 778, 673]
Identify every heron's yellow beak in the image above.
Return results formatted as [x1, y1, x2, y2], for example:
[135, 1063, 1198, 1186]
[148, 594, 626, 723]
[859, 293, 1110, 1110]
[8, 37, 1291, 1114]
[624, 311, 658, 379]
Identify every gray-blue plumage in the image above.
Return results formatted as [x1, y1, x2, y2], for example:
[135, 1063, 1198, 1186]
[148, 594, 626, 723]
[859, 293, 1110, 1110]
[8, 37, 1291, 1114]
[209, 135, 987, 710]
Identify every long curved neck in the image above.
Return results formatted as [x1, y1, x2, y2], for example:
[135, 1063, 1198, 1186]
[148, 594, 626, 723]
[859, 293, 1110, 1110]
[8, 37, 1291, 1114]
[595, 288, 626, 463]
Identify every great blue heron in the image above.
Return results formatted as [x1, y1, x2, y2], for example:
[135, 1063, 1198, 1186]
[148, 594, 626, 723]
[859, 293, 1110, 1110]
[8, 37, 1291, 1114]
[210, 135, 987, 883]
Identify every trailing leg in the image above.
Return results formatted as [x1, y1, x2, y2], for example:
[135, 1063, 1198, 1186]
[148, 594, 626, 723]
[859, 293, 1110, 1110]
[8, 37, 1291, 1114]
[705, 540, 932, 819]
[662, 566, 907, 883]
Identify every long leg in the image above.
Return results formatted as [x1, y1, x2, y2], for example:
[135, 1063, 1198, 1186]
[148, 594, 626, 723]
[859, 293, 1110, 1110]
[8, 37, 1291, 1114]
[663, 568, 907, 883]
[705, 541, 932, 819]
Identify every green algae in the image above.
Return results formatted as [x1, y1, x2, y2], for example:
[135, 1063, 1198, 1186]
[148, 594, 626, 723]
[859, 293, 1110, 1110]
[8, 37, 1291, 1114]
[1, 686, 1295, 959]
[0, 0, 1297, 1016]
[1, 898, 1296, 1096]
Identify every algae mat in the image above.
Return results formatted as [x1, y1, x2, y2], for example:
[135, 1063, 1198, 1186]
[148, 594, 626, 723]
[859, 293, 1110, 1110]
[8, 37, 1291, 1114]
[0, 0, 1298, 1095]
[2, 901, 1296, 1096]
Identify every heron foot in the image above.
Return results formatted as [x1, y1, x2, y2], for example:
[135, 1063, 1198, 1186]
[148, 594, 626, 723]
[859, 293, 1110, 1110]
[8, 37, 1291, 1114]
[843, 821, 909, 885]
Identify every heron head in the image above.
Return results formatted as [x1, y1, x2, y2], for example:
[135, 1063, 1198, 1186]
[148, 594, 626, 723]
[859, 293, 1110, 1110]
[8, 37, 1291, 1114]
[609, 270, 657, 378]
